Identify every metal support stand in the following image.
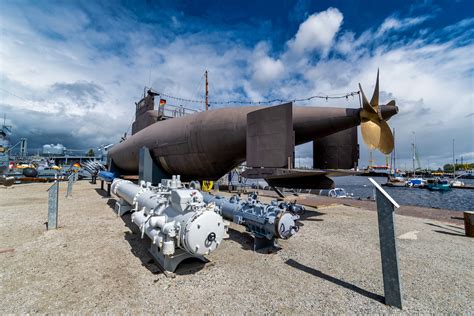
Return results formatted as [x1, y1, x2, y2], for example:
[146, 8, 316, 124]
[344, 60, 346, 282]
[139, 147, 169, 185]
[149, 244, 207, 277]
[369, 178, 403, 309]
[270, 185, 285, 198]
[100, 180, 111, 197]
[47, 181, 59, 230]
[253, 236, 278, 251]
[114, 198, 132, 216]
[66, 174, 74, 198]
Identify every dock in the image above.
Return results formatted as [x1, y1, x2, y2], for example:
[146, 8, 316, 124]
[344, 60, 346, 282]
[0, 181, 472, 313]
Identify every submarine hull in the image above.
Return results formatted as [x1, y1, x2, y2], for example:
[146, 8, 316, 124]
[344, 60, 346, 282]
[108, 106, 362, 181]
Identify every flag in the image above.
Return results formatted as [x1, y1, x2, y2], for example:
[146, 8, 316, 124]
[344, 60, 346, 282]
[159, 99, 166, 106]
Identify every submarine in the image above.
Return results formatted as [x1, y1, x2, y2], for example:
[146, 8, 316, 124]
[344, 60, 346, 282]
[108, 71, 398, 187]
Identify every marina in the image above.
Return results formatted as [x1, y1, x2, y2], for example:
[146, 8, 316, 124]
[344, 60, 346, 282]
[335, 176, 474, 212]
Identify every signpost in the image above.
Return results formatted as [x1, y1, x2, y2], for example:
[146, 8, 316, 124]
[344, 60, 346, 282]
[66, 174, 74, 197]
[47, 181, 59, 230]
[368, 178, 403, 309]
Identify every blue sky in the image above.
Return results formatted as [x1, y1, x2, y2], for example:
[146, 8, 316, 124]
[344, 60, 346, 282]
[0, 0, 473, 169]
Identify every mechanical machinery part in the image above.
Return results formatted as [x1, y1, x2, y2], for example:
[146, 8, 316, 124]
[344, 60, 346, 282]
[82, 160, 106, 177]
[111, 175, 227, 273]
[202, 192, 300, 250]
[98, 171, 116, 182]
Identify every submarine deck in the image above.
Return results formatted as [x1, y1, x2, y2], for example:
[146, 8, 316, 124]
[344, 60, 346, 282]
[0, 181, 472, 313]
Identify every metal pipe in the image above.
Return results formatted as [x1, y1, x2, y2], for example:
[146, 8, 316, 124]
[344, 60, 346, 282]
[202, 192, 300, 240]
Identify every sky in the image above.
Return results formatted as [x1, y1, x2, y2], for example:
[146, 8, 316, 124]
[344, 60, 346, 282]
[0, 0, 473, 170]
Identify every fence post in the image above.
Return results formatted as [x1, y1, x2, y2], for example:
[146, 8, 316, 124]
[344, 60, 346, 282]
[368, 178, 403, 309]
[47, 181, 59, 230]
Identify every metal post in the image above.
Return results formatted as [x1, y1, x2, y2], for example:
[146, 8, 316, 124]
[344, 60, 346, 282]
[139, 147, 168, 185]
[369, 178, 403, 309]
[47, 181, 59, 230]
[66, 174, 74, 197]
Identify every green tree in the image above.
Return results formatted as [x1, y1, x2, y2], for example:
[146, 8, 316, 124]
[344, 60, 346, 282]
[86, 148, 95, 157]
[443, 164, 453, 172]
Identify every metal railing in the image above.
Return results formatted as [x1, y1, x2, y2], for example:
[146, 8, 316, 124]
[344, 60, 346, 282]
[159, 104, 200, 118]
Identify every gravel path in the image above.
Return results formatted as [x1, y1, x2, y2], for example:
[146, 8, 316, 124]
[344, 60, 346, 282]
[0, 181, 472, 313]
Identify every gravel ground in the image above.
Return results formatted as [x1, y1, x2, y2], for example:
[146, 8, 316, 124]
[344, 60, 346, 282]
[0, 181, 472, 314]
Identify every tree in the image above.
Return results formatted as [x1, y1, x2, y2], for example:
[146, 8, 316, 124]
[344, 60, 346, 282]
[86, 148, 95, 157]
[443, 164, 453, 172]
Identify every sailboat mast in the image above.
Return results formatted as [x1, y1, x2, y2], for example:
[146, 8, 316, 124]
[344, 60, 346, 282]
[452, 139, 455, 178]
[412, 131, 416, 176]
[393, 128, 396, 173]
[205, 70, 209, 111]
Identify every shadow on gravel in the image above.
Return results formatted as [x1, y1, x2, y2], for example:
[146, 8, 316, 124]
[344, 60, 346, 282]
[94, 188, 110, 198]
[425, 222, 464, 234]
[226, 228, 282, 254]
[106, 198, 118, 212]
[227, 228, 254, 251]
[298, 209, 325, 222]
[296, 209, 325, 227]
[104, 197, 206, 275]
[433, 230, 467, 237]
[285, 259, 385, 304]
[446, 224, 464, 230]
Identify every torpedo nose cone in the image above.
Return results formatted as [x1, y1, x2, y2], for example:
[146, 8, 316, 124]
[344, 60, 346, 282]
[380, 105, 399, 121]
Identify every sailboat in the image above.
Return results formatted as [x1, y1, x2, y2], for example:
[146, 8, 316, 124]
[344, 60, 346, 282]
[405, 131, 427, 187]
[427, 178, 451, 191]
[385, 128, 408, 187]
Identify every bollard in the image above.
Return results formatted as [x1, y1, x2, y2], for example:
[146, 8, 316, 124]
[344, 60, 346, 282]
[47, 181, 59, 230]
[369, 178, 403, 309]
[464, 211, 474, 237]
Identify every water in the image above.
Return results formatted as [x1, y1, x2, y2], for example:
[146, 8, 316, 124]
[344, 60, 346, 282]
[333, 176, 474, 212]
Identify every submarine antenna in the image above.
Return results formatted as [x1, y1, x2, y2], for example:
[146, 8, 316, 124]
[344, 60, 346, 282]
[205, 70, 209, 111]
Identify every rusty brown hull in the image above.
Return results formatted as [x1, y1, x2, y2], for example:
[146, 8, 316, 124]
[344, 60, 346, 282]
[108, 106, 361, 180]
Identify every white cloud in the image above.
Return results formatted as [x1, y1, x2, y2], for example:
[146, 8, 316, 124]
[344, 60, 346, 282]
[376, 16, 430, 37]
[287, 7, 343, 56]
[252, 57, 284, 84]
[334, 31, 355, 55]
[251, 42, 284, 86]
